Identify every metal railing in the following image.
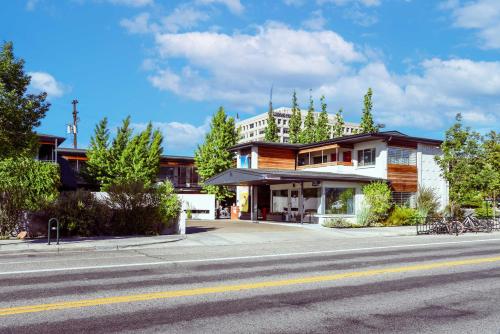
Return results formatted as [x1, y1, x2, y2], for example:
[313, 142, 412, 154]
[416, 215, 499, 235]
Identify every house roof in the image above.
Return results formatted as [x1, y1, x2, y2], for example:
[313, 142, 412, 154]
[56, 146, 195, 161]
[37, 133, 66, 144]
[204, 168, 385, 186]
[229, 131, 442, 152]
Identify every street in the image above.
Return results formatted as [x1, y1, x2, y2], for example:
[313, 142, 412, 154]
[1, 232, 500, 333]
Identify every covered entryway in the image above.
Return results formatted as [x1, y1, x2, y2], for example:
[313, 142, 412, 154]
[205, 168, 383, 224]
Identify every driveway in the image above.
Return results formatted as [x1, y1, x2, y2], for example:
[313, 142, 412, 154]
[186, 219, 305, 234]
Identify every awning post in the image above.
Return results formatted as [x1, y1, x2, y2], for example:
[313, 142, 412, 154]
[299, 181, 304, 224]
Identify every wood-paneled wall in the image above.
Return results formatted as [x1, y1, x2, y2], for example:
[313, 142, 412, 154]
[387, 164, 418, 192]
[258, 147, 296, 170]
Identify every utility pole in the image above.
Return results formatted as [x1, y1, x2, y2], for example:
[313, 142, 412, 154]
[71, 99, 79, 149]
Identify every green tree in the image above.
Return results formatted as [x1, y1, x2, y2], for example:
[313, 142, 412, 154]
[264, 100, 279, 142]
[476, 131, 500, 213]
[300, 91, 316, 144]
[0, 158, 60, 236]
[85, 118, 110, 186]
[0, 42, 50, 158]
[332, 108, 345, 138]
[359, 88, 378, 134]
[85, 117, 163, 190]
[435, 113, 482, 207]
[195, 107, 238, 201]
[362, 181, 391, 226]
[315, 95, 330, 142]
[289, 90, 302, 144]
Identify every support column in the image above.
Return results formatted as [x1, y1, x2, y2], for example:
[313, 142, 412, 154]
[251, 185, 258, 222]
[299, 182, 304, 224]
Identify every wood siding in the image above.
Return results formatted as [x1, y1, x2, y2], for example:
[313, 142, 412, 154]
[258, 147, 296, 170]
[387, 164, 418, 192]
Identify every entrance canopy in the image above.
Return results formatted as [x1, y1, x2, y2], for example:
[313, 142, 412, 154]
[205, 168, 385, 186]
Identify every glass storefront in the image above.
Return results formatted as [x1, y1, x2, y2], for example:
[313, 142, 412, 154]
[271, 189, 289, 213]
[325, 188, 355, 215]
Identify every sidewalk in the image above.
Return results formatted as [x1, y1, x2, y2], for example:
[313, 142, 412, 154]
[0, 235, 186, 253]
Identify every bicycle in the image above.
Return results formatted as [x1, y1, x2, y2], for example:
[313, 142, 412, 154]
[463, 215, 493, 233]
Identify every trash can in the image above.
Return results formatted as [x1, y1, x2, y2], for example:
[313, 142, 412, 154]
[231, 205, 240, 221]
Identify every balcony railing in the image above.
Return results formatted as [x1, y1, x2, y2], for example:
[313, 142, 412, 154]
[297, 161, 353, 169]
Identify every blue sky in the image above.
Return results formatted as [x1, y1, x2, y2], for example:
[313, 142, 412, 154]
[1, 0, 499, 155]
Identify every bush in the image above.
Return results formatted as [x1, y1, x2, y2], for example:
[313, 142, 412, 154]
[106, 182, 162, 235]
[0, 158, 60, 237]
[416, 186, 440, 217]
[475, 202, 495, 218]
[49, 190, 111, 237]
[385, 206, 420, 226]
[156, 181, 181, 227]
[356, 205, 370, 227]
[322, 218, 355, 228]
[363, 181, 391, 226]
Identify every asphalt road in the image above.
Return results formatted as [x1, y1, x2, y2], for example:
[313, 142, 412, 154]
[1, 234, 500, 333]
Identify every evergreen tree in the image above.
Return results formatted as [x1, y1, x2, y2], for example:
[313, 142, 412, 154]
[315, 95, 330, 141]
[359, 88, 378, 134]
[300, 91, 316, 144]
[288, 90, 302, 144]
[85, 117, 163, 190]
[332, 108, 345, 138]
[195, 107, 238, 201]
[435, 113, 482, 206]
[0, 42, 50, 158]
[84, 118, 110, 186]
[476, 131, 500, 211]
[264, 99, 279, 142]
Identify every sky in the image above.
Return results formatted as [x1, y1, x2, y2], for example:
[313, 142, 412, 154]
[1, 0, 499, 155]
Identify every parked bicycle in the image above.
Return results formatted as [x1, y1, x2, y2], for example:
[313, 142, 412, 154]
[462, 215, 493, 233]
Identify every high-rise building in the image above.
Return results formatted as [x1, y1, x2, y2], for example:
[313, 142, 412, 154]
[236, 107, 361, 143]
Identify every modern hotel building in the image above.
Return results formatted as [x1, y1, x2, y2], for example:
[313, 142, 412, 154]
[236, 107, 361, 144]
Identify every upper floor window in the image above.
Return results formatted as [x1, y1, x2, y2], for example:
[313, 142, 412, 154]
[388, 147, 416, 165]
[357, 148, 376, 166]
[249, 123, 254, 129]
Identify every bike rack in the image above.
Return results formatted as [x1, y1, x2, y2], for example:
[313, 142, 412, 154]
[47, 218, 60, 245]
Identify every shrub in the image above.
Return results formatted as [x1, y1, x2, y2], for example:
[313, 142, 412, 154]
[0, 158, 60, 237]
[322, 218, 355, 228]
[385, 206, 420, 226]
[49, 190, 111, 237]
[416, 186, 440, 217]
[363, 181, 391, 226]
[106, 182, 162, 235]
[156, 181, 181, 227]
[356, 204, 370, 227]
[475, 202, 494, 218]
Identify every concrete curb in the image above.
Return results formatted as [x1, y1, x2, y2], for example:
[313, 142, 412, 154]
[0, 236, 187, 254]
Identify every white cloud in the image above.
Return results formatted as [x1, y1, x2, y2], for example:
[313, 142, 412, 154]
[28, 72, 65, 98]
[107, 0, 153, 7]
[120, 12, 152, 34]
[196, 0, 244, 14]
[145, 24, 500, 130]
[26, 0, 39, 11]
[317, 0, 381, 7]
[161, 6, 209, 33]
[133, 119, 210, 153]
[448, 0, 500, 49]
[283, 0, 305, 6]
[302, 10, 327, 30]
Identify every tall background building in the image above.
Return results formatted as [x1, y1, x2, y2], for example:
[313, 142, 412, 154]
[236, 107, 361, 144]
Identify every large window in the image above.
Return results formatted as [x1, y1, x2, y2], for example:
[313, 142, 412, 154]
[388, 147, 416, 165]
[272, 190, 289, 213]
[391, 192, 416, 207]
[303, 188, 320, 214]
[357, 148, 376, 166]
[325, 188, 355, 215]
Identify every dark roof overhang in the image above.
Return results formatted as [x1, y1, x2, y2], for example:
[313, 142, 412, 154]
[37, 133, 66, 145]
[228, 131, 442, 152]
[204, 168, 386, 186]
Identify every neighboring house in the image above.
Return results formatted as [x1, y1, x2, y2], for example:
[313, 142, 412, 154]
[206, 131, 448, 224]
[35, 134, 202, 194]
[236, 107, 361, 144]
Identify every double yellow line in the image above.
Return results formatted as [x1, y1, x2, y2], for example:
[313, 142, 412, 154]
[2, 255, 500, 317]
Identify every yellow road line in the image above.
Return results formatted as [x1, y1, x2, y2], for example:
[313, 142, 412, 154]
[1, 255, 500, 317]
